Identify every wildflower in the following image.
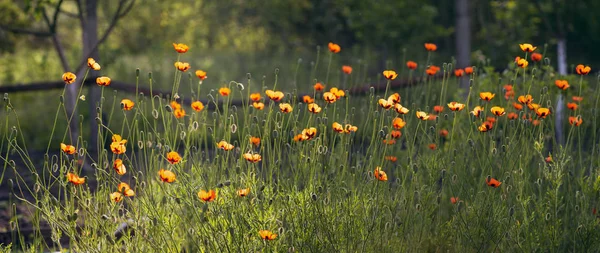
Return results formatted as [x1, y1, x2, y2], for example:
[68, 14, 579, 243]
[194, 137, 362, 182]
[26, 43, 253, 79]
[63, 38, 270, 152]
[518, 95, 533, 104]
[342, 65, 352, 74]
[166, 151, 182, 164]
[517, 58, 529, 68]
[424, 43, 437, 51]
[406, 61, 418, 70]
[217, 140, 234, 151]
[323, 92, 337, 103]
[390, 130, 402, 139]
[385, 156, 398, 162]
[330, 87, 345, 98]
[243, 153, 262, 163]
[572, 96, 584, 102]
[314, 82, 325, 91]
[392, 117, 406, 129]
[439, 129, 449, 138]
[531, 53, 542, 62]
[486, 116, 496, 124]
[237, 188, 250, 197]
[110, 192, 123, 202]
[478, 121, 493, 132]
[113, 159, 127, 175]
[454, 69, 465, 77]
[110, 135, 127, 155]
[303, 95, 314, 104]
[513, 102, 523, 110]
[195, 70, 207, 80]
[328, 42, 341, 53]
[158, 169, 176, 183]
[265, 90, 284, 101]
[174, 61, 191, 72]
[545, 155, 553, 163]
[428, 143, 437, 150]
[198, 189, 217, 202]
[61, 143, 76, 155]
[250, 136, 261, 147]
[471, 106, 484, 117]
[416, 111, 430, 120]
[394, 104, 409, 114]
[486, 177, 502, 188]
[576, 64, 591, 75]
[491, 106, 506, 116]
[67, 172, 85, 185]
[374, 167, 388, 181]
[428, 115, 438, 121]
[527, 103, 540, 111]
[464, 66, 474, 74]
[62, 72, 76, 84]
[569, 116, 583, 126]
[503, 84, 513, 92]
[451, 197, 459, 204]
[447, 102, 465, 111]
[173, 108, 186, 119]
[332, 122, 345, 133]
[191, 101, 204, 112]
[536, 107, 550, 118]
[250, 93, 262, 102]
[378, 99, 393, 109]
[426, 65, 440, 75]
[308, 103, 322, 114]
[172, 43, 189, 53]
[87, 58, 101, 70]
[433, 105, 444, 113]
[479, 92, 495, 101]
[121, 99, 135, 110]
[96, 76, 111, 86]
[532, 119, 540, 126]
[507, 112, 518, 120]
[252, 102, 265, 110]
[382, 70, 398, 80]
[519, 43, 537, 52]
[259, 230, 278, 240]
[117, 182, 135, 197]
[504, 90, 515, 100]
[279, 103, 293, 113]
[219, 87, 231, 96]
[387, 93, 400, 103]
[555, 80, 569, 90]
[383, 139, 396, 145]
[301, 127, 317, 140]
[171, 101, 182, 110]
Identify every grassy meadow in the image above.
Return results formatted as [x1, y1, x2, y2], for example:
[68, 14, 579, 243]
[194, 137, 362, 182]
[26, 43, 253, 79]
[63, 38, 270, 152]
[1, 42, 600, 252]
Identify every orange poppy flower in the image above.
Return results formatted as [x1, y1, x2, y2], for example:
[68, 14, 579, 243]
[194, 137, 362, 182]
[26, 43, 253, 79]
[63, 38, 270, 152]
[385, 156, 398, 162]
[527, 103, 540, 111]
[478, 121, 493, 132]
[374, 167, 388, 181]
[250, 136, 261, 146]
[447, 102, 465, 111]
[503, 84, 513, 92]
[382, 70, 398, 80]
[61, 143, 76, 155]
[572, 96, 584, 102]
[513, 102, 523, 110]
[293, 134, 306, 142]
[198, 189, 217, 202]
[378, 99, 393, 109]
[490, 106, 506, 116]
[121, 99, 135, 110]
[265, 90, 284, 102]
[536, 107, 550, 118]
[303, 95, 315, 104]
[191, 101, 204, 112]
[217, 140, 234, 151]
[87, 58, 101, 70]
[253, 102, 265, 110]
[451, 197, 459, 204]
[388, 117, 406, 130]
[569, 116, 583, 126]
[518, 95, 533, 104]
[117, 182, 135, 197]
[454, 69, 465, 77]
[314, 82, 325, 91]
[62, 72, 76, 84]
[394, 104, 409, 114]
[219, 87, 231, 96]
[259, 230, 278, 240]
[519, 43, 537, 52]
[250, 93, 262, 102]
[517, 58, 529, 68]
[545, 155, 553, 163]
[504, 90, 515, 100]
[383, 139, 396, 145]
[426, 65, 440, 76]
[439, 129, 449, 138]
[471, 106, 484, 117]
[332, 122, 345, 133]
[110, 192, 123, 202]
[566, 102, 578, 111]
[174, 61, 191, 72]
[486, 116, 496, 124]
[406, 61, 418, 70]
[172, 43, 189, 53]
[323, 92, 337, 103]
[110, 135, 127, 155]
[479, 92, 495, 101]
[555, 80, 569, 90]
[279, 103, 293, 113]
[158, 169, 176, 183]
[166, 151, 182, 164]
[237, 188, 250, 197]
[96, 76, 111, 86]
[428, 114, 438, 121]
[329, 88, 345, 98]
[433, 105, 444, 113]
[388, 93, 400, 104]
[328, 42, 341, 53]
[532, 119, 540, 126]
[507, 112, 518, 120]
[424, 43, 437, 51]
[416, 111, 430, 120]
[486, 177, 502, 188]
[390, 130, 402, 139]
[67, 172, 85, 185]
[307, 103, 322, 114]
[113, 159, 127, 175]
[428, 143, 437, 150]
[464, 66, 474, 74]
[243, 153, 262, 163]
[576, 64, 591, 75]
[195, 70, 207, 80]
[173, 108, 186, 119]
[171, 101, 182, 110]
[301, 127, 318, 140]
[531, 53, 542, 62]
[342, 65, 352, 74]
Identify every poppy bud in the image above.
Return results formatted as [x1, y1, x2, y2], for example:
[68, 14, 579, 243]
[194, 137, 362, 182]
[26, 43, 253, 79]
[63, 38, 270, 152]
[575, 205, 580, 211]
[272, 130, 279, 138]
[95, 117, 102, 125]
[415, 204, 421, 211]
[224, 180, 231, 186]
[545, 213, 551, 221]
[369, 86, 375, 96]
[102, 214, 110, 220]
[3, 93, 8, 101]
[509, 206, 515, 217]
[441, 169, 446, 178]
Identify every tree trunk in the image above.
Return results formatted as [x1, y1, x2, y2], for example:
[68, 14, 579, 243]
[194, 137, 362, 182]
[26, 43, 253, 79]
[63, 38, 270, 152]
[455, 0, 471, 92]
[555, 38, 567, 146]
[83, 0, 100, 157]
